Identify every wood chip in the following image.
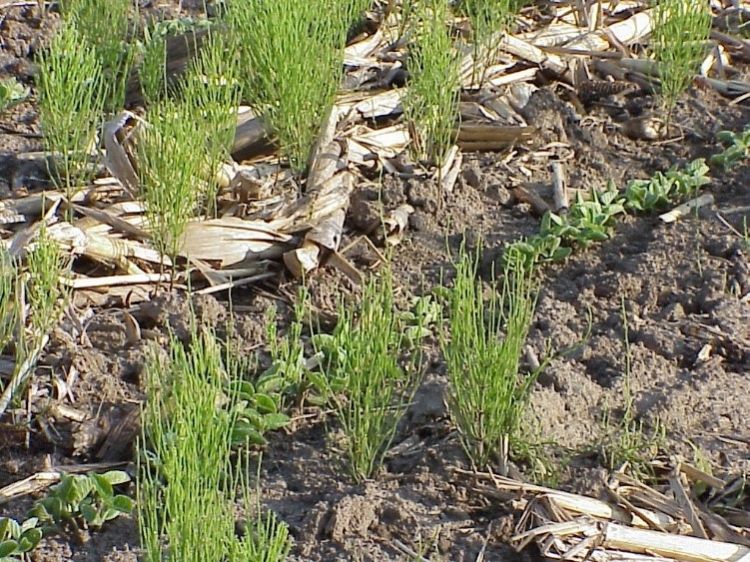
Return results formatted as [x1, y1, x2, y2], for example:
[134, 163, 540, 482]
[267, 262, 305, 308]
[659, 194, 715, 223]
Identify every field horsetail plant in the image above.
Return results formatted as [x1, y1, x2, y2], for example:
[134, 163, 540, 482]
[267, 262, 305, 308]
[456, 0, 523, 88]
[138, 25, 242, 274]
[179, 29, 243, 215]
[138, 329, 291, 562]
[403, 0, 461, 166]
[136, 97, 206, 275]
[650, 0, 711, 126]
[58, 0, 134, 112]
[36, 23, 105, 202]
[443, 244, 539, 470]
[314, 266, 425, 482]
[226, 0, 353, 173]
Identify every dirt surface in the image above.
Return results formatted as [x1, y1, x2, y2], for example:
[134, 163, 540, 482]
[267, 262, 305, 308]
[1, 3, 750, 562]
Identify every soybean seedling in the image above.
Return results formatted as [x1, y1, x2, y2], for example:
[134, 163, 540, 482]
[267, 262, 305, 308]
[624, 159, 710, 213]
[0, 516, 42, 560]
[0, 77, 29, 113]
[711, 128, 750, 171]
[650, 0, 711, 128]
[510, 184, 626, 265]
[403, 0, 460, 166]
[442, 243, 538, 469]
[29, 471, 133, 533]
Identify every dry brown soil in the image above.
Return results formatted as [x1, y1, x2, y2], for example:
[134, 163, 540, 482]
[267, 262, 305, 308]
[1, 4, 749, 561]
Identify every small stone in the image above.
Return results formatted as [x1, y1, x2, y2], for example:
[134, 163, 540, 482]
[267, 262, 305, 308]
[663, 302, 685, 321]
[409, 212, 427, 231]
[406, 180, 438, 213]
[438, 534, 452, 554]
[462, 162, 482, 188]
[325, 495, 379, 542]
[512, 202, 532, 216]
[349, 196, 381, 234]
[491, 185, 513, 206]
[408, 380, 446, 424]
[621, 116, 663, 140]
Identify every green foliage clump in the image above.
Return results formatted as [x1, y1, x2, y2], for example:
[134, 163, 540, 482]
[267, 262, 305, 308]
[138, 329, 291, 562]
[624, 159, 710, 212]
[138, 27, 241, 264]
[0, 470, 132, 561]
[650, 0, 711, 121]
[0, 78, 29, 113]
[230, 375, 291, 447]
[227, 0, 351, 172]
[510, 156, 714, 266]
[403, 0, 460, 165]
[137, 23, 168, 106]
[711, 129, 750, 170]
[29, 471, 133, 533]
[0, 228, 68, 408]
[0, 516, 42, 562]
[456, 0, 523, 87]
[512, 186, 626, 265]
[59, 0, 134, 111]
[442, 245, 537, 468]
[313, 268, 424, 482]
[180, 30, 242, 213]
[0, 250, 18, 358]
[136, 97, 206, 265]
[25, 229, 69, 340]
[36, 24, 105, 197]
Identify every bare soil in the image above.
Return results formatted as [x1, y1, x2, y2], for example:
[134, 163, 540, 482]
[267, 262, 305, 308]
[1, 4, 749, 562]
